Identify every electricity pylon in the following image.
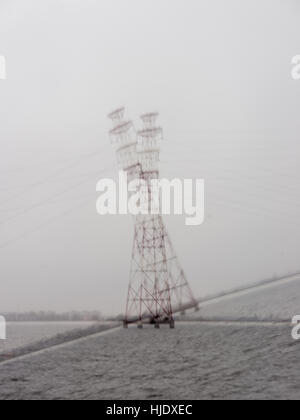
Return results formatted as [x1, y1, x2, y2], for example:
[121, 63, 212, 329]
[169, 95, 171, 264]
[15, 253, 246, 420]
[108, 108, 198, 328]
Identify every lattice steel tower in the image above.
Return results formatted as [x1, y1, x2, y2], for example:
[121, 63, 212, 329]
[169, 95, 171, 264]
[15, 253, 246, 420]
[108, 108, 198, 328]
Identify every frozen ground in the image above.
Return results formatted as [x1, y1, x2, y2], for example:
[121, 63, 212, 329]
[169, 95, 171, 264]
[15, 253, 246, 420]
[186, 276, 300, 321]
[0, 279, 299, 400]
[0, 322, 298, 400]
[0, 322, 97, 354]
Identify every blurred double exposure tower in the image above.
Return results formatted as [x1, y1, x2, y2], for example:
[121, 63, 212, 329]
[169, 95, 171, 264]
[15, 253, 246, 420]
[108, 108, 198, 328]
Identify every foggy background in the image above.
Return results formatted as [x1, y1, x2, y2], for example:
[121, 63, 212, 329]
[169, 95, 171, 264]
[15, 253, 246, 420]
[0, 0, 299, 315]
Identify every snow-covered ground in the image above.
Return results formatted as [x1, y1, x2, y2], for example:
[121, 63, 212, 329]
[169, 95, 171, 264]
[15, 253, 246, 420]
[186, 276, 300, 321]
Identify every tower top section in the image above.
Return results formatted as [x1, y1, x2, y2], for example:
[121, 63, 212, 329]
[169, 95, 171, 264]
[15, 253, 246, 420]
[140, 112, 159, 129]
[107, 107, 125, 128]
[108, 107, 135, 145]
[137, 112, 162, 175]
[108, 107, 139, 173]
[137, 111, 163, 144]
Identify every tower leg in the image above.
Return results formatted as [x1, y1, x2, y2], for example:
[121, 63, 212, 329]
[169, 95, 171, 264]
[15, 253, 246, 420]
[154, 322, 160, 329]
[123, 321, 128, 329]
[137, 321, 143, 329]
[170, 319, 175, 329]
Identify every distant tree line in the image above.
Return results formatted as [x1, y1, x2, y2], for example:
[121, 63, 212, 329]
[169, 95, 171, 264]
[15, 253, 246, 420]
[3, 311, 105, 322]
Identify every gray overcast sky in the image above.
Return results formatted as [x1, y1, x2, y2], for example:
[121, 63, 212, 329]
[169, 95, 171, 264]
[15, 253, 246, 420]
[0, 0, 299, 315]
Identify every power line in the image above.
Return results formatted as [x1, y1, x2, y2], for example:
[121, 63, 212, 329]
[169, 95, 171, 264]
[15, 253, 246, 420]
[0, 197, 94, 251]
[0, 167, 113, 225]
[0, 148, 111, 207]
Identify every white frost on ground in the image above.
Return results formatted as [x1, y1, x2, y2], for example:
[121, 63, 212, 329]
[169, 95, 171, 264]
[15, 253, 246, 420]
[186, 277, 300, 321]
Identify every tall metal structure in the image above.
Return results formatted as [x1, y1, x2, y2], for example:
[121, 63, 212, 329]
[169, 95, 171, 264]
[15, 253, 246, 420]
[108, 107, 198, 328]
